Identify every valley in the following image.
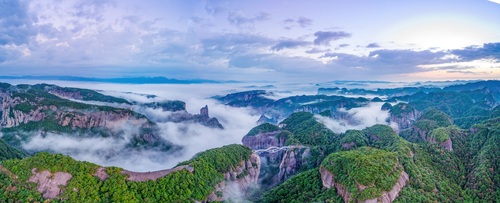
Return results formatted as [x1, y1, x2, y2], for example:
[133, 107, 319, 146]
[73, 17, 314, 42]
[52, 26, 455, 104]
[0, 80, 499, 202]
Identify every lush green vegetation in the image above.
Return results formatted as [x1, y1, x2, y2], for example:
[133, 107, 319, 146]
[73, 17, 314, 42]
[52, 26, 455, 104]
[143, 100, 186, 111]
[261, 169, 343, 203]
[340, 129, 368, 149]
[0, 139, 25, 161]
[399, 109, 456, 145]
[321, 147, 402, 201]
[33, 84, 132, 104]
[1, 80, 499, 202]
[280, 112, 340, 148]
[10, 87, 132, 113]
[381, 102, 392, 110]
[421, 109, 452, 127]
[389, 103, 416, 117]
[451, 118, 500, 202]
[279, 112, 342, 169]
[0, 144, 253, 202]
[430, 127, 451, 143]
[263, 123, 468, 202]
[246, 123, 280, 136]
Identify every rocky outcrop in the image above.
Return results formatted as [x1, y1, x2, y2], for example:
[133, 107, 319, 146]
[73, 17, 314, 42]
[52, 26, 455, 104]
[241, 128, 310, 188]
[242, 130, 286, 150]
[206, 153, 260, 202]
[389, 103, 421, 131]
[320, 166, 409, 203]
[193, 105, 223, 129]
[278, 148, 310, 181]
[121, 165, 194, 182]
[320, 166, 351, 202]
[28, 168, 73, 199]
[440, 139, 453, 151]
[0, 85, 175, 152]
[154, 105, 224, 129]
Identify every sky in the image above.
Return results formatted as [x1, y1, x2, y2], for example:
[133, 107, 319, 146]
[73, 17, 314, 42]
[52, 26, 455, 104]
[1, 0, 500, 82]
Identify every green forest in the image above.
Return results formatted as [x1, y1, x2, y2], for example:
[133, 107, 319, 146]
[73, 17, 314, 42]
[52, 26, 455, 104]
[0, 80, 499, 202]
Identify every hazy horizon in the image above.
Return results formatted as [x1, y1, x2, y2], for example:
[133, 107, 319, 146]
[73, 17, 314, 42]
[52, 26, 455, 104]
[1, 0, 499, 82]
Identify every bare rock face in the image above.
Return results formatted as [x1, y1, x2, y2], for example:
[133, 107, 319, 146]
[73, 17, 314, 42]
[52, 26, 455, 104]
[278, 148, 310, 181]
[94, 167, 109, 181]
[440, 139, 453, 151]
[121, 165, 194, 182]
[319, 166, 351, 202]
[242, 128, 310, 189]
[28, 169, 73, 199]
[319, 166, 409, 203]
[242, 130, 286, 150]
[207, 153, 260, 202]
[341, 142, 356, 150]
[192, 105, 224, 129]
[200, 105, 209, 118]
[363, 171, 409, 203]
[390, 103, 421, 131]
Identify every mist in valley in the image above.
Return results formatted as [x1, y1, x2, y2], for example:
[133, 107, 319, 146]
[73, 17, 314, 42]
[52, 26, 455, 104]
[5, 80, 402, 172]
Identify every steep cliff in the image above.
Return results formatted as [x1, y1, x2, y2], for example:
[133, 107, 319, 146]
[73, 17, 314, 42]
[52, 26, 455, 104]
[320, 147, 408, 203]
[242, 123, 312, 189]
[0, 83, 175, 152]
[206, 153, 260, 202]
[389, 103, 420, 131]
[242, 123, 287, 149]
[399, 109, 455, 151]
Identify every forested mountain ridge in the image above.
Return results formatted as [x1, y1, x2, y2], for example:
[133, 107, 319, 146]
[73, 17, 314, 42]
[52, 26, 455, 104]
[0, 83, 176, 154]
[0, 80, 499, 202]
[0, 144, 259, 202]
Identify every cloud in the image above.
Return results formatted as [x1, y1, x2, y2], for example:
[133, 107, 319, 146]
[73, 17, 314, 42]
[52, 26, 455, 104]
[322, 49, 449, 75]
[200, 34, 274, 59]
[14, 82, 260, 172]
[271, 39, 310, 51]
[204, 0, 227, 15]
[315, 102, 398, 134]
[313, 31, 351, 45]
[451, 42, 500, 61]
[366, 43, 380, 48]
[0, 0, 34, 46]
[305, 48, 331, 54]
[488, 0, 500, 4]
[228, 11, 271, 28]
[283, 16, 313, 30]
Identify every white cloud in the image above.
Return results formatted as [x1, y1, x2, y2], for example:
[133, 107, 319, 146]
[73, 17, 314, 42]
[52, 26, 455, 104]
[315, 102, 398, 134]
[16, 82, 259, 172]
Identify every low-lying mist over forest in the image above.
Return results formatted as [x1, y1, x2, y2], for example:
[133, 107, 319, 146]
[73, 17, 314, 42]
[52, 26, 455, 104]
[0, 80, 476, 171]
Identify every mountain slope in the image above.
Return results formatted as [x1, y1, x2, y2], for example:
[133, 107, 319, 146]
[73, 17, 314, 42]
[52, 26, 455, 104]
[0, 144, 258, 202]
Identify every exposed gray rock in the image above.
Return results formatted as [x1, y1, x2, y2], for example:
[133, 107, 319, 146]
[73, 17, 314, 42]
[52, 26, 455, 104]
[242, 130, 286, 150]
[320, 166, 409, 203]
[121, 165, 194, 182]
[390, 103, 421, 132]
[28, 168, 72, 199]
[207, 153, 260, 202]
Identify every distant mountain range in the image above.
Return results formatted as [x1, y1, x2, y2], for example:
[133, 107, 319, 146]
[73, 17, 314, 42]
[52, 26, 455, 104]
[0, 75, 239, 84]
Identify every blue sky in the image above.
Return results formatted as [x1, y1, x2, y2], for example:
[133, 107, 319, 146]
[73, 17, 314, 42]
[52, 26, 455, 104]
[0, 0, 499, 82]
